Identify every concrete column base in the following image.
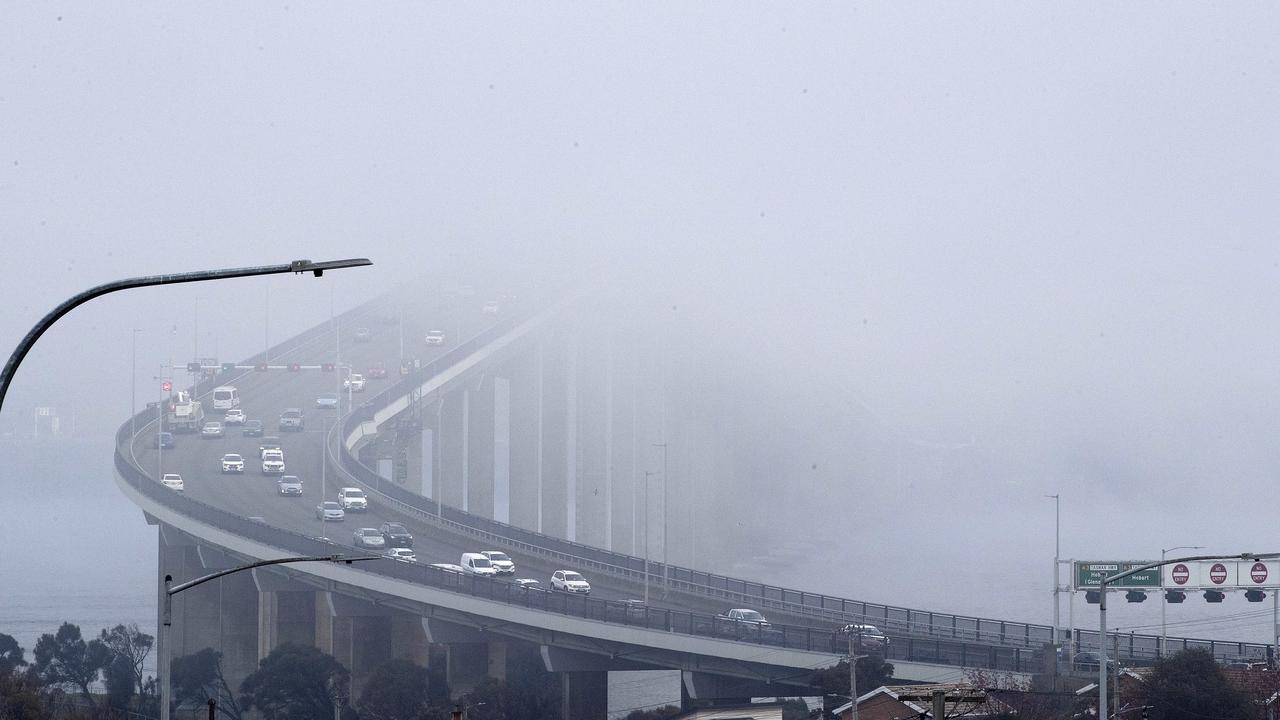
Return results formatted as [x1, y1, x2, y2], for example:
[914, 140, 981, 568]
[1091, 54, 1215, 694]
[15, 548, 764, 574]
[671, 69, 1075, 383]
[562, 671, 607, 720]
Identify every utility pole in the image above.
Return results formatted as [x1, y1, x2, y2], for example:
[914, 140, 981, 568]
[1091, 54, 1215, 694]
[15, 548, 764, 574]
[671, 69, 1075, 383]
[1160, 545, 1203, 656]
[844, 624, 863, 720]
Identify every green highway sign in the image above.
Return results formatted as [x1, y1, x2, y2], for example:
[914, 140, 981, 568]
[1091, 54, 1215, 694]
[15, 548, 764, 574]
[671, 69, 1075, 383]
[1074, 561, 1161, 589]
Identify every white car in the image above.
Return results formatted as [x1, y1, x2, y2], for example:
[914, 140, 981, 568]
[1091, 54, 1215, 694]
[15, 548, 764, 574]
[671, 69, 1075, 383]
[315, 501, 345, 522]
[220, 453, 245, 474]
[223, 408, 246, 425]
[482, 300, 500, 314]
[343, 374, 366, 392]
[424, 330, 446, 345]
[315, 393, 339, 409]
[201, 421, 224, 438]
[261, 449, 285, 475]
[353, 528, 385, 549]
[551, 570, 591, 594]
[161, 473, 184, 491]
[338, 487, 368, 511]
[385, 548, 417, 563]
[481, 551, 516, 575]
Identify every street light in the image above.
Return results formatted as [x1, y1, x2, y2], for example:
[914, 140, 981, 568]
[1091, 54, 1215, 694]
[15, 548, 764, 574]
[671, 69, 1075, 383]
[1160, 545, 1204, 657]
[0, 258, 372, 415]
[160, 553, 380, 720]
[1098, 551, 1280, 720]
[653, 442, 668, 595]
[642, 470, 660, 604]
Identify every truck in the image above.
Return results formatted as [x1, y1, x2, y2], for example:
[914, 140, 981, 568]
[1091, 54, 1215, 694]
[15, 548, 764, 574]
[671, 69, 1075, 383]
[165, 391, 205, 433]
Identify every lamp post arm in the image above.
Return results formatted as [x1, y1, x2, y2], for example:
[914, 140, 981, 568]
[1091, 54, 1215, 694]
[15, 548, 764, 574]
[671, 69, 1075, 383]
[1, 258, 371, 414]
[168, 554, 381, 596]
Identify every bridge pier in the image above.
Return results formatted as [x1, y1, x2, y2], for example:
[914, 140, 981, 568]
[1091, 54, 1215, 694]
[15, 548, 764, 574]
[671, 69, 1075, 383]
[539, 334, 571, 539]
[317, 592, 421, 699]
[439, 389, 467, 510]
[466, 375, 496, 519]
[562, 671, 608, 720]
[507, 353, 543, 531]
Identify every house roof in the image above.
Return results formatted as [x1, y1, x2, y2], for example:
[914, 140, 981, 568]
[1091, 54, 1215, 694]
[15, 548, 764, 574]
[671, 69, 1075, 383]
[834, 683, 1011, 717]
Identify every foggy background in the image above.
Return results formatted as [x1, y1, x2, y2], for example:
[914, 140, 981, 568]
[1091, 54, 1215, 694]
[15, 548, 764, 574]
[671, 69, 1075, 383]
[4, 2, 1280, 650]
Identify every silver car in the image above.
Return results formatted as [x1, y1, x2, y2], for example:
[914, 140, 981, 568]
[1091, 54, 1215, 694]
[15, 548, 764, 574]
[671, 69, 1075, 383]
[315, 501, 345, 521]
[201, 421, 224, 438]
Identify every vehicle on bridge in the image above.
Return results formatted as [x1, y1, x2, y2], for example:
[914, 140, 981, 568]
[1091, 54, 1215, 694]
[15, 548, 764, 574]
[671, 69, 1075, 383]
[353, 528, 385, 549]
[354, 327, 372, 342]
[220, 453, 245, 474]
[380, 522, 413, 547]
[161, 473, 184, 492]
[482, 300, 500, 314]
[843, 623, 890, 653]
[366, 363, 387, 379]
[200, 421, 224, 439]
[315, 501, 344, 522]
[513, 578, 541, 592]
[384, 547, 416, 563]
[343, 374, 366, 392]
[480, 550, 515, 575]
[461, 552, 498, 577]
[338, 487, 368, 511]
[551, 570, 590, 594]
[258, 437, 282, 458]
[211, 386, 240, 413]
[164, 391, 204, 433]
[223, 408, 246, 425]
[316, 393, 339, 409]
[261, 449, 285, 475]
[242, 420, 264, 437]
[278, 408, 305, 432]
[154, 431, 175, 449]
[424, 330, 445, 345]
[277, 475, 302, 495]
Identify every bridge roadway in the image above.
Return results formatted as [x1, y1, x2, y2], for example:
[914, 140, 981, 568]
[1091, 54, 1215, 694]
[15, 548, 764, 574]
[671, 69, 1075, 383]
[115, 285, 1271, 701]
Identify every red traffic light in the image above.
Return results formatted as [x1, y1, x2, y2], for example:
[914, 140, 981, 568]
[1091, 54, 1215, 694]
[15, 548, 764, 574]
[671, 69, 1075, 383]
[162, 381, 172, 392]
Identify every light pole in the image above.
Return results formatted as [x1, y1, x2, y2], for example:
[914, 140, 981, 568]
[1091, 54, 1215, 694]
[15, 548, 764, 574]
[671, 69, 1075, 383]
[1047, 495, 1060, 639]
[0, 259, 372, 415]
[1159, 545, 1204, 657]
[160, 554, 379, 720]
[1098, 552, 1280, 720]
[643, 470, 659, 604]
[130, 329, 141, 439]
[653, 442, 668, 594]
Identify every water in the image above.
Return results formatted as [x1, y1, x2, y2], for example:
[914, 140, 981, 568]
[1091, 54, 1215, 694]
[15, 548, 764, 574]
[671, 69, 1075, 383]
[0, 435, 157, 671]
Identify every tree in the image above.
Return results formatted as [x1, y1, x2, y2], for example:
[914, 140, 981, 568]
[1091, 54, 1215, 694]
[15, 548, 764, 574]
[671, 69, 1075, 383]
[97, 624, 153, 699]
[0, 634, 27, 677]
[355, 659, 434, 720]
[172, 648, 242, 720]
[238, 643, 348, 720]
[1143, 648, 1251, 720]
[810, 655, 895, 699]
[621, 706, 681, 720]
[0, 672, 49, 720]
[31, 623, 109, 713]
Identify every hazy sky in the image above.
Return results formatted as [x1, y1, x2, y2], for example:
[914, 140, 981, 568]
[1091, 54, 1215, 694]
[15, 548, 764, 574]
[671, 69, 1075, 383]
[4, 4, 1280, 639]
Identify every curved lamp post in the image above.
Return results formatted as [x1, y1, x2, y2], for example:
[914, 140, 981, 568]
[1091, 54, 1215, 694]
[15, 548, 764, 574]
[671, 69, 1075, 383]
[161, 554, 381, 720]
[0, 258, 372, 414]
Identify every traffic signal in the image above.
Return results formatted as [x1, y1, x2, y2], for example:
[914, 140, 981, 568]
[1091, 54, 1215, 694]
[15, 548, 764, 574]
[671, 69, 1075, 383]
[255, 363, 268, 372]
[1085, 591, 1100, 604]
[186, 362, 201, 372]
[1245, 589, 1267, 603]
[161, 381, 172, 392]
[1204, 590, 1226, 603]
[1125, 590, 1147, 603]
[1165, 590, 1186, 604]
[288, 363, 301, 372]
[322, 363, 335, 372]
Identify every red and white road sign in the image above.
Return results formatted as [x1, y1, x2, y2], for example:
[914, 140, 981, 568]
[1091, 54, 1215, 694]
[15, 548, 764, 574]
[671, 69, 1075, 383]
[1171, 564, 1190, 585]
[1210, 563, 1229, 585]
[1251, 563, 1269, 584]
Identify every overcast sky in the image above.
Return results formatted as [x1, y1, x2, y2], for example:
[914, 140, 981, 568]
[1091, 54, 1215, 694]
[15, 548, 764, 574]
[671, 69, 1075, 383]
[4, 4, 1280, 639]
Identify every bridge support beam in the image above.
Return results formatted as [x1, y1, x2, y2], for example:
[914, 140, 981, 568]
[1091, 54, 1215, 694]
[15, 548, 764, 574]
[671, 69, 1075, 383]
[467, 375, 496, 519]
[681, 671, 785, 702]
[507, 354, 543, 532]
[561, 671, 608, 720]
[440, 388, 467, 510]
[539, 335, 571, 539]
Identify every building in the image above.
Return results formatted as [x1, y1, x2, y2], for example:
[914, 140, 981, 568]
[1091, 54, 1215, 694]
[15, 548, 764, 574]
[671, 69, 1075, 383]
[833, 683, 1011, 720]
[674, 703, 785, 720]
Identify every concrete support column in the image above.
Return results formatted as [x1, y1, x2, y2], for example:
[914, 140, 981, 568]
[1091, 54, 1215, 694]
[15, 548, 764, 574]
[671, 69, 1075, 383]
[540, 333, 570, 539]
[508, 353, 542, 532]
[257, 591, 279, 661]
[467, 375, 497, 519]
[574, 327, 610, 549]
[610, 332, 638, 554]
[440, 389, 467, 510]
[561, 671, 608, 720]
[446, 644, 490, 699]
[390, 614, 431, 668]
[487, 640, 508, 682]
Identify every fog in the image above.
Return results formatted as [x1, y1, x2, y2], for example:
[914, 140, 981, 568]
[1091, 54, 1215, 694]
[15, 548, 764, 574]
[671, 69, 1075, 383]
[4, 2, 1280, 647]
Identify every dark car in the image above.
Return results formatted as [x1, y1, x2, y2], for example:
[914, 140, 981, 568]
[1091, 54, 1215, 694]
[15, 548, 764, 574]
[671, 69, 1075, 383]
[380, 522, 414, 548]
[154, 431, 175, 449]
[242, 420, 264, 437]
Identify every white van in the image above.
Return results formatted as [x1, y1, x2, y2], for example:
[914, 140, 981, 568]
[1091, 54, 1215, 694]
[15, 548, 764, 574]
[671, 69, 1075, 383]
[211, 386, 240, 412]
[460, 552, 497, 577]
